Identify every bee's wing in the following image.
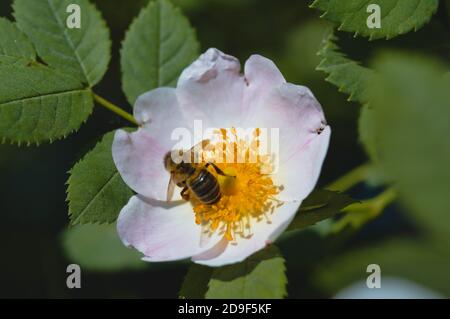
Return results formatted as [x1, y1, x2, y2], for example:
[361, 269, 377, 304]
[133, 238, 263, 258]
[190, 139, 211, 151]
[184, 139, 211, 163]
[166, 174, 176, 202]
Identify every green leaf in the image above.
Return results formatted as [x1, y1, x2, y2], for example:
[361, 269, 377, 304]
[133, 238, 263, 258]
[121, 0, 199, 105]
[0, 17, 35, 66]
[311, 0, 439, 40]
[62, 223, 146, 272]
[206, 246, 287, 299]
[317, 32, 373, 103]
[14, 0, 111, 87]
[368, 52, 450, 242]
[0, 64, 93, 144]
[179, 264, 213, 299]
[67, 130, 133, 225]
[287, 189, 357, 232]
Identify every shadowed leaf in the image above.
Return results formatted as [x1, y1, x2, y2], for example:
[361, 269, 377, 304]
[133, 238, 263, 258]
[287, 189, 357, 232]
[206, 246, 287, 299]
[179, 264, 213, 299]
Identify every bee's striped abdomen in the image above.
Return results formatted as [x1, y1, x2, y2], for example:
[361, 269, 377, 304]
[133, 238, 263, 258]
[188, 169, 221, 205]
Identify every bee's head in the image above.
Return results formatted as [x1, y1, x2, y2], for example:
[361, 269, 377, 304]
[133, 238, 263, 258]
[164, 150, 184, 171]
[163, 152, 175, 171]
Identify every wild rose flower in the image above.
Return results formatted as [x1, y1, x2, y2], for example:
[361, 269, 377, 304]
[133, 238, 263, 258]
[112, 48, 330, 267]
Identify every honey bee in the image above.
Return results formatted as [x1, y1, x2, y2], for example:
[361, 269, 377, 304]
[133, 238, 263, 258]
[164, 140, 233, 204]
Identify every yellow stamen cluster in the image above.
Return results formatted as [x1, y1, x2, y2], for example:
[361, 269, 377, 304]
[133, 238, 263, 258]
[191, 128, 282, 241]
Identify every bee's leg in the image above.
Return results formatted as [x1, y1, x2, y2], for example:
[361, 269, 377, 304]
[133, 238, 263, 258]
[206, 162, 236, 178]
[180, 187, 190, 201]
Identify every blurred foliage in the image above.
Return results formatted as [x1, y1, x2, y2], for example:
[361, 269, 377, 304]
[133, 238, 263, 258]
[368, 53, 450, 244]
[62, 223, 146, 272]
[0, 0, 449, 298]
[312, 239, 450, 297]
[287, 189, 357, 232]
[279, 19, 332, 84]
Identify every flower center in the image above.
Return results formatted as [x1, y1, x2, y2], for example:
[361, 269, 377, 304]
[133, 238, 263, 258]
[190, 128, 282, 241]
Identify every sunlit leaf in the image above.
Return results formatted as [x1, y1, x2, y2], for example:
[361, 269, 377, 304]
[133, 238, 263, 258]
[311, 0, 439, 40]
[14, 0, 111, 86]
[67, 130, 133, 225]
[0, 64, 93, 145]
[121, 0, 199, 105]
[0, 17, 35, 66]
[62, 223, 145, 272]
[206, 246, 287, 299]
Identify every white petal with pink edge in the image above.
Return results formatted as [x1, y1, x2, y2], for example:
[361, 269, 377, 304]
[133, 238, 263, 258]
[274, 126, 331, 202]
[112, 87, 201, 201]
[242, 54, 286, 123]
[112, 129, 177, 201]
[191, 201, 300, 267]
[244, 82, 330, 201]
[117, 195, 223, 262]
[177, 48, 247, 128]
